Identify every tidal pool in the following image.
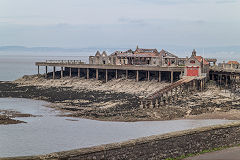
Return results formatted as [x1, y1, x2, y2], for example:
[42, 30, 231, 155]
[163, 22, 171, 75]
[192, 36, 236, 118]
[0, 98, 234, 157]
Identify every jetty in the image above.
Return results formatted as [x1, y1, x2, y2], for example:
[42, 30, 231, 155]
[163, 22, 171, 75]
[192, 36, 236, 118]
[35, 47, 240, 109]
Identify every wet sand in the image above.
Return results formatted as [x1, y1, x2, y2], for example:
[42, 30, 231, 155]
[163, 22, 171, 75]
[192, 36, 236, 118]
[0, 109, 36, 125]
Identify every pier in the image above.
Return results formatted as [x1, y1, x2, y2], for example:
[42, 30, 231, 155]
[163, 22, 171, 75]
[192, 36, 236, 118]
[36, 60, 184, 83]
[35, 49, 240, 110]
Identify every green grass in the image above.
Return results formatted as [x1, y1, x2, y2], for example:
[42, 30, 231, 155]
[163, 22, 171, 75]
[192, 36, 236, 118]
[165, 144, 240, 160]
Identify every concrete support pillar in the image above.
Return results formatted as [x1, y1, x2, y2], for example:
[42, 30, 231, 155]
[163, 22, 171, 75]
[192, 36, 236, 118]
[148, 71, 150, 81]
[140, 101, 144, 109]
[87, 68, 89, 79]
[220, 74, 222, 89]
[159, 97, 162, 106]
[115, 69, 118, 79]
[171, 71, 174, 84]
[179, 85, 182, 96]
[126, 70, 128, 79]
[201, 80, 203, 91]
[61, 67, 64, 79]
[53, 66, 55, 80]
[37, 66, 40, 75]
[158, 71, 161, 82]
[78, 68, 80, 78]
[193, 80, 196, 91]
[226, 75, 228, 88]
[69, 68, 72, 78]
[105, 69, 108, 82]
[136, 70, 139, 82]
[155, 99, 159, 108]
[45, 66, 48, 78]
[96, 69, 99, 80]
[180, 71, 183, 78]
[175, 87, 178, 100]
[149, 101, 154, 109]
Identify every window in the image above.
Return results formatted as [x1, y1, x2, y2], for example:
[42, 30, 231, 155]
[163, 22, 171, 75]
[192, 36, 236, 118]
[190, 60, 195, 64]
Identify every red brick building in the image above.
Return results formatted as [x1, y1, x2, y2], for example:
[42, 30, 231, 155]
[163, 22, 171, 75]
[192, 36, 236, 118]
[185, 49, 209, 77]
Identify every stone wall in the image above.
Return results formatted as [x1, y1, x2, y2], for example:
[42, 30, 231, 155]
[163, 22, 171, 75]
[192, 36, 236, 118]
[2, 121, 240, 160]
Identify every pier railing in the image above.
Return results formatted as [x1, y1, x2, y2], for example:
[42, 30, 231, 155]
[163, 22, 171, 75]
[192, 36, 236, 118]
[140, 76, 206, 109]
[210, 66, 240, 73]
[45, 60, 84, 64]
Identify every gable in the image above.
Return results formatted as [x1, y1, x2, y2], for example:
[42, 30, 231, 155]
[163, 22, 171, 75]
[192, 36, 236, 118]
[186, 55, 201, 66]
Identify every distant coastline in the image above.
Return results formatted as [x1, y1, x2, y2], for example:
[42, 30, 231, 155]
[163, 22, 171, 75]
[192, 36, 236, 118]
[1, 45, 240, 59]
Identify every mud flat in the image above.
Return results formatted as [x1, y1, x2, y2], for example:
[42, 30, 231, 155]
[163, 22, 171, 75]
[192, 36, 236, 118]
[0, 109, 35, 125]
[1, 75, 240, 122]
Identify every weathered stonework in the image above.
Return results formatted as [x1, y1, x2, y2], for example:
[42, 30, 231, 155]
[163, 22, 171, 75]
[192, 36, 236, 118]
[2, 121, 240, 160]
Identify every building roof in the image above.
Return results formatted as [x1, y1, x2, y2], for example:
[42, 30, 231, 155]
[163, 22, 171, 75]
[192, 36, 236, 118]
[227, 61, 239, 65]
[110, 47, 178, 58]
[159, 49, 178, 58]
[135, 48, 158, 53]
[195, 56, 209, 65]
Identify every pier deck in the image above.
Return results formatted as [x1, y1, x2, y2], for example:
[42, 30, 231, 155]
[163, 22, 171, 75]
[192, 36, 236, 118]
[35, 61, 185, 72]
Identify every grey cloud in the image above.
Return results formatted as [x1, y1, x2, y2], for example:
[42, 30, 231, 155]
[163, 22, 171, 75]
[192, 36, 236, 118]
[118, 17, 147, 25]
[216, 0, 238, 3]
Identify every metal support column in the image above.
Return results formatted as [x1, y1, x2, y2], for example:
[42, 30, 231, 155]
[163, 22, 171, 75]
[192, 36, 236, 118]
[171, 71, 174, 83]
[37, 66, 40, 75]
[87, 68, 89, 79]
[96, 69, 99, 80]
[105, 69, 108, 82]
[61, 67, 64, 79]
[78, 68, 80, 78]
[136, 70, 139, 82]
[148, 71, 150, 81]
[115, 69, 118, 79]
[69, 68, 72, 78]
[53, 66, 55, 79]
[158, 71, 161, 82]
[45, 66, 48, 78]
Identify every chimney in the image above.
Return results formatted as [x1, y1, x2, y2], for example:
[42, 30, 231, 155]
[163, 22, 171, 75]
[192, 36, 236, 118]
[192, 49, 197, 56]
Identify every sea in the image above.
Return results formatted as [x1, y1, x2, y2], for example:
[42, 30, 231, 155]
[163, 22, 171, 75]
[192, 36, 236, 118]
[0, 50, 237, 157]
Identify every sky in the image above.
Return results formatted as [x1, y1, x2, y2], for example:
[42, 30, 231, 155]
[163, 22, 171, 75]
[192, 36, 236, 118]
[0, 0, 240, 48]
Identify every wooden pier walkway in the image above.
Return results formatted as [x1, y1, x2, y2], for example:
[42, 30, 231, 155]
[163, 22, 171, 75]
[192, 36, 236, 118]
[140, 76, 206, 108]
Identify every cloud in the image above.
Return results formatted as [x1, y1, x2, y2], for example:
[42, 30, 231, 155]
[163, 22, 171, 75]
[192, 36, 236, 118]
[216, 0, 238, 3]
[118, 17, 147, 25]
[135, 0, 209, 5]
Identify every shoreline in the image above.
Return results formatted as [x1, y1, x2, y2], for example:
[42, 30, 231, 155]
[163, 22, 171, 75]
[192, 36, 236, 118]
[0, 75, 240, 123]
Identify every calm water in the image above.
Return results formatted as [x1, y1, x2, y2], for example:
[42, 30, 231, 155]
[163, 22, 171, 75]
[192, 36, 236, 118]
[0, 98, 234, 157]
[0, 51, 240, 81]
[0, 51, 90, 81]
[0, 51, 237, 157]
